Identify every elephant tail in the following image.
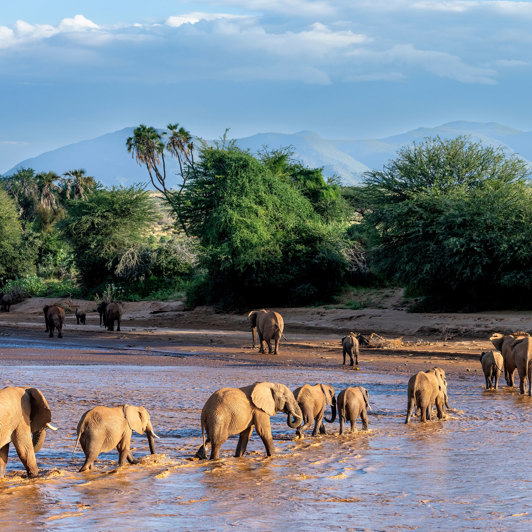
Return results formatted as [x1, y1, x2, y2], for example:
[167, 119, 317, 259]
[201, 419, 206, 451]
[72, 431, 82, 458]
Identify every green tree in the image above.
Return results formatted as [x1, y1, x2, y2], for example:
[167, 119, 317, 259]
[61, 186, 157, 286]
[0, 188, 35, 281]
[361, 136, 532, 309]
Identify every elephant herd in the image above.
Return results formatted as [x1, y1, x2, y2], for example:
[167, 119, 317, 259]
[41, 301, 123, 338]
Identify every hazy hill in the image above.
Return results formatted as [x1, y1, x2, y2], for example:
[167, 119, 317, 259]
[4, 121, 531, 187]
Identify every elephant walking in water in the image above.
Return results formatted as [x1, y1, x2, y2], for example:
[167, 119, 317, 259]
[490, 332, 528, 387]
[248, 309, 284, 355]
[480, 350, 504, 390]
[405, 368, 448, 424]
[512, 336, 532, 395]
[0, 386, 57, 478]
[337, 386, 370, 434]
[196, 382, 302, 460]
[293, 383, 336, 438]
[74, 405, 159, 471]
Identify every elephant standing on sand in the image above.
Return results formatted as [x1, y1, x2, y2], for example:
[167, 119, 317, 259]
[480, 350, 504, 390]
[293, 383, 336, 438]
[0, 293, 12, 312]
[341, 332, 360, 367]
[405, 367, 448, 424]
[73, 405, 159, 471]
[337, 386, 370, 434]
[248, 309, 284, 355]
[490, 332, 529, 387]
[0, 387, 57, 478]
[105, 302, 123, 331]
[196, 382, 302, 460]
[75, 308, 86, 325]
[43, 305, 65, 338]
[97, 301, 107, 327]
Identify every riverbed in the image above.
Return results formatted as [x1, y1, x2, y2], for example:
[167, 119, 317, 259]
[0, 355, 530, 530]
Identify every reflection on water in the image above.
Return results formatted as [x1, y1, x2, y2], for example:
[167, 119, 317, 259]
[0, 364, 531, 530]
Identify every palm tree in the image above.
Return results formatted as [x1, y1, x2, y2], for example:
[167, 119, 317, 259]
[62, 169, 96, 200]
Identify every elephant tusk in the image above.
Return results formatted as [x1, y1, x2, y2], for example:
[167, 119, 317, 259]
[46, 423, 58, 431]
[151, 431, 161, 439]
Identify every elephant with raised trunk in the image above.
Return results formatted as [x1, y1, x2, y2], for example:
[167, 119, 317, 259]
[196, 382, 302, 460]
[0, 386, 57, 478]
[490, 332, 529, 387]
[337, 386, 370, 434]
[73, 404, 159, 471]
[405, 367, 448, 424]
[43, 305, 65, 338]
[248, 309, 284, 355]
[293, 383, 336, 439]
[480, 350, 503, 390]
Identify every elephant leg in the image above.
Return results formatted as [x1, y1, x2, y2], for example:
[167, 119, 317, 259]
[117, 319, 121, 332]
[258, 332, 265, 354]
[235, 426, 253, 457]
[349, 350, 354, 367]
[49, 325, 54, 338]
[361, 410, 368, 430]
[296, 412, 312, 439]
[273, 336, 280, 355]
[339, 415, 344, 435]
[0, 443, 9, 477]
[494, 371, 499, 390]
[255, 418, 274, 456]
[405, 396, 415, 424]
[79, 440, 100, 472]
[425, 405, 432, 421]
[342, 349, 346, 365]
[127, 452, 138, 464]
[319, 422, 326, 435]
[58, 325, 63, 339]
[13, 428, 39, 478]
[117, 435, 132, 466]
[419, 402, 427, 422]
[267, 338, 272, 354]
[312, 412, 324, 436]
[209, 441, 222, 460]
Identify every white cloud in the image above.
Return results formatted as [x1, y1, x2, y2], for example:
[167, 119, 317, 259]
[166, 12, 242, 27]
[58, 15, 99, 31]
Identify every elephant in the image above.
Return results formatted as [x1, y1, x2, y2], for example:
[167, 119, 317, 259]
[196, 381, 303, 460]
[511, 336, 532, 395]
[73, 405, 159, 472]
[341, 332, 360, 367]
[97, 301, 107, 327]
[490, 332, 529, 387]
[248, 309, 284, 355]
[43, 305, 65, 338]
[75, 307, 86, 325]
[293, 383, 336, 438]
[405, 367, 448, 424]
[337, 386, 370, 434]
[105, 302, 122, 331]
[480, 350, 504, 390]
[0, 386, 57, 478]
[0, 293, 12, 312]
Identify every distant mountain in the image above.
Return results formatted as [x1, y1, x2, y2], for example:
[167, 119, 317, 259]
[4, 121, 531, 187]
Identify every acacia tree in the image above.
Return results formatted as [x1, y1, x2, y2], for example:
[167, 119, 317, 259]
[361, 136, 532, 309]
[126, 124, 195, 235]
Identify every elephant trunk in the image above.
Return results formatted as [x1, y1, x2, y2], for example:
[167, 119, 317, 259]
[32, 429, 46, 453]
[285, 400, 303, 429]
[146, 423, 157, 454]
[325, 396, 337, 423]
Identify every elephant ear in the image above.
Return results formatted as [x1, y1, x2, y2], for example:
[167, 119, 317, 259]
[27, 388, 52, 432]
[251, 382, 277, 417]
[320, 384, 333, 406]
[123, 405, 146, 434]
[248, 310, 258, 328]
[361, 387, 370, 409]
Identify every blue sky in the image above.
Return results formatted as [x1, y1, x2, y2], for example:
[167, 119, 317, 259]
[1, 0, 532, 171]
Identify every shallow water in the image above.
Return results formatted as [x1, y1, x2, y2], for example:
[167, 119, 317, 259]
[0, 363, 531, 530]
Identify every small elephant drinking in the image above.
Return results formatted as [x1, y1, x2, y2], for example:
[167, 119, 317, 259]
[196, 382, 302, 460]
[341, 332, 361, 367]
[337, 386, 370, 434]
[293, 383, 336, 438]
[480, 350, 504, 390]
[73, 404, 159, 471]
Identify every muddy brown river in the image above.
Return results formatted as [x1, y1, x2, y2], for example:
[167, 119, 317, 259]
[0, 340, 531, 530]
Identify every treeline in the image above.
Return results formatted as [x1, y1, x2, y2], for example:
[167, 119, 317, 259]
[1, 130, 531, 310]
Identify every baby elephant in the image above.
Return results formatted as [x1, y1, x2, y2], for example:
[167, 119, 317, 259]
[293, 383, 336, 438]
[73, 404, 159, 471]
[405, 367, 448, 424]
[480, 350, 504, 390]
[337, 386, 370, 434]
[75, 308, 86, 325]
[43, 305, 65, 338]
[341, 332, 360, 367]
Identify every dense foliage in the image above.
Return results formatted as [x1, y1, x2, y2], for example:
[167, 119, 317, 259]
[359, 136, 532, 309]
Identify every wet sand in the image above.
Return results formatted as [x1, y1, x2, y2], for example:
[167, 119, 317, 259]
[0, 301, 531, 529]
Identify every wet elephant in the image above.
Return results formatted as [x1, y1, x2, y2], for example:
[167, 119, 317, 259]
[0, 386, 57, 478]
[337, 386, 370, 434]
[480, 350, 503, 390]
[512, 336, 532, 395]
[74, 404, 159, 471]
[196, 381, 302, 460]
[405, 367, 448, 424]
[293, 383, 336, 438]
[248, 309, 284, 355]
[490, 332, 528, 387]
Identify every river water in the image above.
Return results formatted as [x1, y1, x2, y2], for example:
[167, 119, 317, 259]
[0, 361, 530, 530]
